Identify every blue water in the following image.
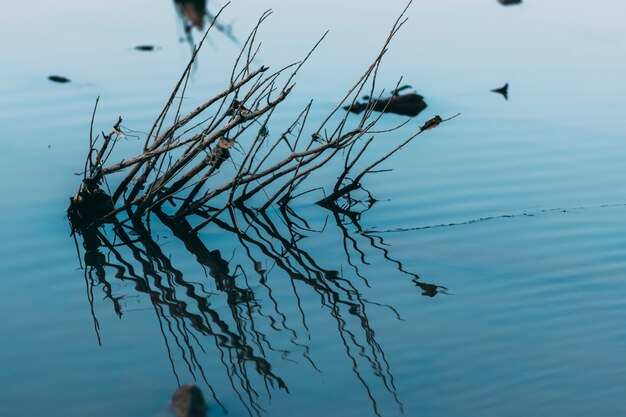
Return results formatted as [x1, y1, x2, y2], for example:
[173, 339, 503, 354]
[2, 1, 626, 416]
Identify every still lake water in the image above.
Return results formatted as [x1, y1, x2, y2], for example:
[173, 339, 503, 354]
[2, 1, 626, 416]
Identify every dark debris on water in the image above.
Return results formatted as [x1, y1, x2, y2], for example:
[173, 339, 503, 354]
[134, 45, 158, 51]
[491, 83, 509, 100]
[48, 75, 70, 83]
[344, 87, 427, 118]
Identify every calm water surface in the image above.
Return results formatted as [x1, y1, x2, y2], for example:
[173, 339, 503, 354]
[2, 1, 626, 416]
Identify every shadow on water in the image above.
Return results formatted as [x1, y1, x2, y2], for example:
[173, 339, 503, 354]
[74, 185, 447, 417]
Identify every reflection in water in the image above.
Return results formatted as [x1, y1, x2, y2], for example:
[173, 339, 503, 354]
[74, 189, 446, 416]
[491, 82, 509, 100]
[344, 86, 427, 117]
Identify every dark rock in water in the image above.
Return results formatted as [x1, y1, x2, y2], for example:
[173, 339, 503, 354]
[344, 92, 427, 117]
[48, 75, 70, 83]
[135, 45, 157, 51]
[172, 384, 207, 417]
[498, 0, 522, 5]
[491, 83, 509, 100]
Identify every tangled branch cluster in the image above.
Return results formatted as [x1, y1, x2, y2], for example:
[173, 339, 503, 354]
[69, 2, 454, 234]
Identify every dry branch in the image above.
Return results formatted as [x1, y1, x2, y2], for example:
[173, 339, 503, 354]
[69, 2, 457, 235]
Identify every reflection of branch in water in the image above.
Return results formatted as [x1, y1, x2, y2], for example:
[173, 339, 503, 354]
[207, 206, 412, 415]
[322, 184, 448, 298]
[79, 220, 294, 417]
[94, 225, 227, 412]
[317, 191, 449, 413]
[74, 195, 449, 416]
[326, 190, 375, 287]
[364, 233, 449, 297]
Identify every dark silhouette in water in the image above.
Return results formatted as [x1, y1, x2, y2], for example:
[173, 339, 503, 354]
[413, 278, 449, 297]
[344, 88, 427, 117]
[48, 75, 70, 83]
[172, 385, 207, 417]
[499, 0, 522, 5]
[491, 83, 509, 100]
[135, 45, 157, 52]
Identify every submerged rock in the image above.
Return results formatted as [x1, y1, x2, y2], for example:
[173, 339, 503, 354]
[498, 0, 522, 5]
[172, 385, 207, 417]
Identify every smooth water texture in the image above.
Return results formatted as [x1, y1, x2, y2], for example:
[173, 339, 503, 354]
[2, 1, 626, 416]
